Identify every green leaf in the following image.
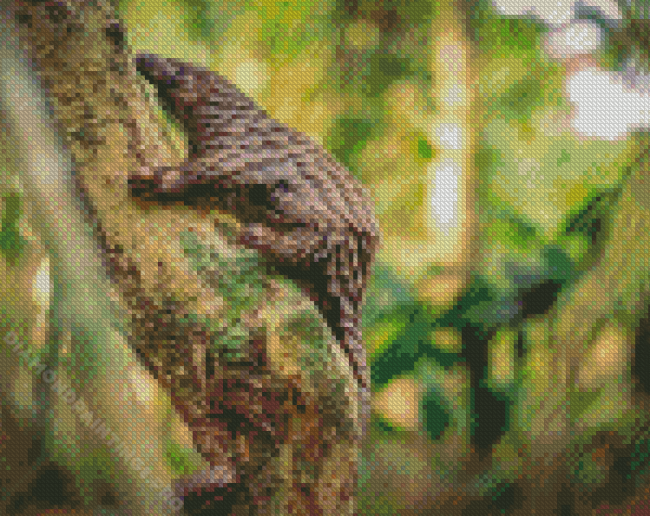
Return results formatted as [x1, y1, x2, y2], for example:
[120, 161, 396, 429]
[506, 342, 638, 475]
[180, 0, 216, 42]
[363, 54, 411, 98]
[417, 137, 433, 160]
[469, 1, 545, 54]
[363, 265, 417, 328]
[415, 359, 470, 446]
[421, 388, 451, 441]
[328, 117, 378, 171]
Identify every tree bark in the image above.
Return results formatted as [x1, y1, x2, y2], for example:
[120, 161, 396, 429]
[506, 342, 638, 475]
[0, 1, 367, 514]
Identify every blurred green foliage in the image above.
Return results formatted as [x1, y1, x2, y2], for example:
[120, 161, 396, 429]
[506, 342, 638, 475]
[2, 0, 636, 512]
[0, 193, 27, 266]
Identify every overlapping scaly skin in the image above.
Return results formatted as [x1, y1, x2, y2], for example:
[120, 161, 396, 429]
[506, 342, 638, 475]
[129, 55, 377, 428]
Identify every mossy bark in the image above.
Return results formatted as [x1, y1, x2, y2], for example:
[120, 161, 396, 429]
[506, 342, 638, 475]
[1, 1, 364, 514]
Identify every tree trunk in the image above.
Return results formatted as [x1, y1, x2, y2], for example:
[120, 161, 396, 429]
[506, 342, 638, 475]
[0, 1, 365, 514]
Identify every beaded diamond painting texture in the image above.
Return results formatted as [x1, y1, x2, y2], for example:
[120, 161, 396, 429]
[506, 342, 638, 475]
[1, 0, 650, 514]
